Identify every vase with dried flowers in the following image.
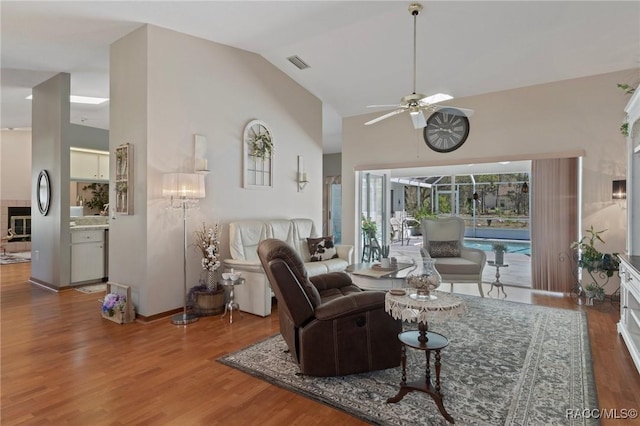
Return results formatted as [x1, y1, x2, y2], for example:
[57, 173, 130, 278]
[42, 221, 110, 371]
[193, 223, 221, 290]
[190, 223, 224, 316]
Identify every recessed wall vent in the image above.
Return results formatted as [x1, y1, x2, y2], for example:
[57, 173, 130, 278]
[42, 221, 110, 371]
[287, 55, 310, 70]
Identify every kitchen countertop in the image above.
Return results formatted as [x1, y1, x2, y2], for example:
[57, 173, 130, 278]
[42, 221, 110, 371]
[70, 224, 109, 230]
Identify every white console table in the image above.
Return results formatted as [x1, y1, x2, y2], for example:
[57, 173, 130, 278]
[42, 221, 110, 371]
[618, 255, 640, 375]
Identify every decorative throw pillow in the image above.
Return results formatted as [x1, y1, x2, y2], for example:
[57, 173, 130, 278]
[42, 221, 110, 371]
[307, 236, 338, 262]
[429, 240, 461, 258]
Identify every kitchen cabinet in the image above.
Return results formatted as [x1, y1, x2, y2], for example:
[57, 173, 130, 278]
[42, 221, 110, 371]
[618, 83, 640, 373]
[71, 229, 105, 283]
[70, 148, 109, 181]
[618, 256, 640, 374]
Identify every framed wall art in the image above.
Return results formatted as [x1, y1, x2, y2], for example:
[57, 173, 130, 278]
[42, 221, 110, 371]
[115, 143, 133, 214]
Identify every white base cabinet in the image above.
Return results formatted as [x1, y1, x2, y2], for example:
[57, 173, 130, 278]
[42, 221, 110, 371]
[71, 229, 105, 283]
[618, 255, 640, 375]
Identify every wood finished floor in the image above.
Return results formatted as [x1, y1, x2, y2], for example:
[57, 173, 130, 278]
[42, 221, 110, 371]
[2, 262, 639, 425]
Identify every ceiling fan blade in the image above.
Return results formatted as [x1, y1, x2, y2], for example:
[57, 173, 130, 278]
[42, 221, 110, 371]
[366, 104, 403, 109]
[429, 105, 475, 117]
[409, 111, 427, 129]
[419, 93, 454, 104]
[364, 108, 406, 126]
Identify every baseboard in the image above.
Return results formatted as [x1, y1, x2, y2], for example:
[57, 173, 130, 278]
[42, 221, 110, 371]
[28, 277, 71, 292]
[135, 307, 183, 323]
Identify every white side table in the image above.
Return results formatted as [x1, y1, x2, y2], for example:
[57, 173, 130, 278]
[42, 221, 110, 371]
[219, 278, 244, 324]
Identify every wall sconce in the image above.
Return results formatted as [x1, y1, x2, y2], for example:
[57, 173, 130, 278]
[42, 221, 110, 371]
[521, 182, 529, 194]
[612, 180, 626, 200]
[297, 155, 308, 191]
[162, 172, 206, 326]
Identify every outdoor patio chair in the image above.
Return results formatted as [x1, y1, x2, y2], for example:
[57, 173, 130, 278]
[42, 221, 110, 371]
[421, 216, 486, 297]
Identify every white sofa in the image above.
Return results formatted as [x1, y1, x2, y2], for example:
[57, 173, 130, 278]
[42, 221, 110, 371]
[223, 218, 353, 317]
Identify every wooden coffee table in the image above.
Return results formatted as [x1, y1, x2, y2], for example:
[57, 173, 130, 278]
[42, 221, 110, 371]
[346, 261, 416, 291]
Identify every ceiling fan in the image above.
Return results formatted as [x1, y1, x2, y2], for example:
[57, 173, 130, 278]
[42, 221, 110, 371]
[364, 3, 473, 129]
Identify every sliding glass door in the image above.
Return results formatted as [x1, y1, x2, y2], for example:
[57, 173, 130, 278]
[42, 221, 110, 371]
[359, 172, 387, 260]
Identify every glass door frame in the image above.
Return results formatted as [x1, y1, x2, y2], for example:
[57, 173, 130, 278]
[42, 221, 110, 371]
[358, 171, 389, 262]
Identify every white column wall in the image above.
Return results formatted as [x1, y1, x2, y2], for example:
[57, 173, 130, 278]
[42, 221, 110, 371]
[110, 25, 322, 317]
[30, 73, 71, 287]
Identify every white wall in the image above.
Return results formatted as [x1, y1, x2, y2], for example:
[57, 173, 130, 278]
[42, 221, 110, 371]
[343, 69, 637, 261]
[110, 25, 322, 317]
[1, 130, 31, 200]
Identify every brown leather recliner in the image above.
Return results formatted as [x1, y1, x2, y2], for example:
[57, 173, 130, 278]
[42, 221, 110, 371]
[257, 238, 402, 377]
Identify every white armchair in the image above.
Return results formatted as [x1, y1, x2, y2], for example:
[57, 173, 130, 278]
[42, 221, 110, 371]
[421, 216, 486, 297]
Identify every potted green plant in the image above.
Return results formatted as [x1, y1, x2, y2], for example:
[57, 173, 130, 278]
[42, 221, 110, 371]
[361, 216, 377, 237]
[571, 226, 603, 271]
[584, 283, 605, 302]
[82, 183, 109, 213]
[408, 202, 432, 236]
[618, 83, 636, 136]
[380, 244, 391, 267]
[492, 242, 507, 265]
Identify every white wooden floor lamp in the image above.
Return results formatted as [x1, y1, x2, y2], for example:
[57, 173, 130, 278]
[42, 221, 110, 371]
[162, 172, 206, 325]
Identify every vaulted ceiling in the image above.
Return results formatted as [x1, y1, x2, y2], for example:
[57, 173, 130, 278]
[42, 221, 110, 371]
[2, 1, 639, 154]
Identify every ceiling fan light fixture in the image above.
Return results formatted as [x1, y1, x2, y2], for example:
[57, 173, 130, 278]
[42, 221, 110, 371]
[409, 109, 427, 129]
[421, 93, 454, 104]
[363, 2, 474, 130]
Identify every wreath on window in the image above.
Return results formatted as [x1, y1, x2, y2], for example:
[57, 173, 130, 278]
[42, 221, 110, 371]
[248, 132, 273, 160]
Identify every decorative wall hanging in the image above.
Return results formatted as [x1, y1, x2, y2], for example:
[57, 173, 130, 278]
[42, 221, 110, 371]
[423, 108, 470, 152]
[115, 143, 133, 214]
[36, 170, 51, 215]
[194, 134, 209, 173]
[243, 120, 273, 189]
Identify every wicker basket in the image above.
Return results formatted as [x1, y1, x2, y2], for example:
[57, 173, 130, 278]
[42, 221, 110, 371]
[100, 282, 135, 324]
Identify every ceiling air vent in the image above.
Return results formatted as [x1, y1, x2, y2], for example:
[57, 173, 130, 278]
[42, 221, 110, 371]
[287, 55, 310, 70]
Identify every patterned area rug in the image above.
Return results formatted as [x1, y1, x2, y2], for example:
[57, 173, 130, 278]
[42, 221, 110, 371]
[0, 252, 31, 265]
[219, 295, 598, 425]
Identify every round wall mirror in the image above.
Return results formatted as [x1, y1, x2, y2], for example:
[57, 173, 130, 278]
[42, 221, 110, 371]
[37, 170, 51, 215]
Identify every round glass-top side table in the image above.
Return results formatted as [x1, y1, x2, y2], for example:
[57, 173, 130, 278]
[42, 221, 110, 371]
[218, 278, 244, 324]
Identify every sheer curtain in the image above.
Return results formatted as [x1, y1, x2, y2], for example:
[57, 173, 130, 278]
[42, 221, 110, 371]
[531, 158, 579, 292]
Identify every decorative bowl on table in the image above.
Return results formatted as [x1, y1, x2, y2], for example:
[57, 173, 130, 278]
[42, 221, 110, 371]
[406, 258, 441, 300]
[222, 272, 241, 282]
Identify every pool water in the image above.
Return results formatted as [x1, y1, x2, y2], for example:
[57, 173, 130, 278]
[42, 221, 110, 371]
[464, 239, 531, 255]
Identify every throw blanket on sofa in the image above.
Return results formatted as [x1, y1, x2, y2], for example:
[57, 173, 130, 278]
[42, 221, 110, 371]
[223, 218, 353, 317]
